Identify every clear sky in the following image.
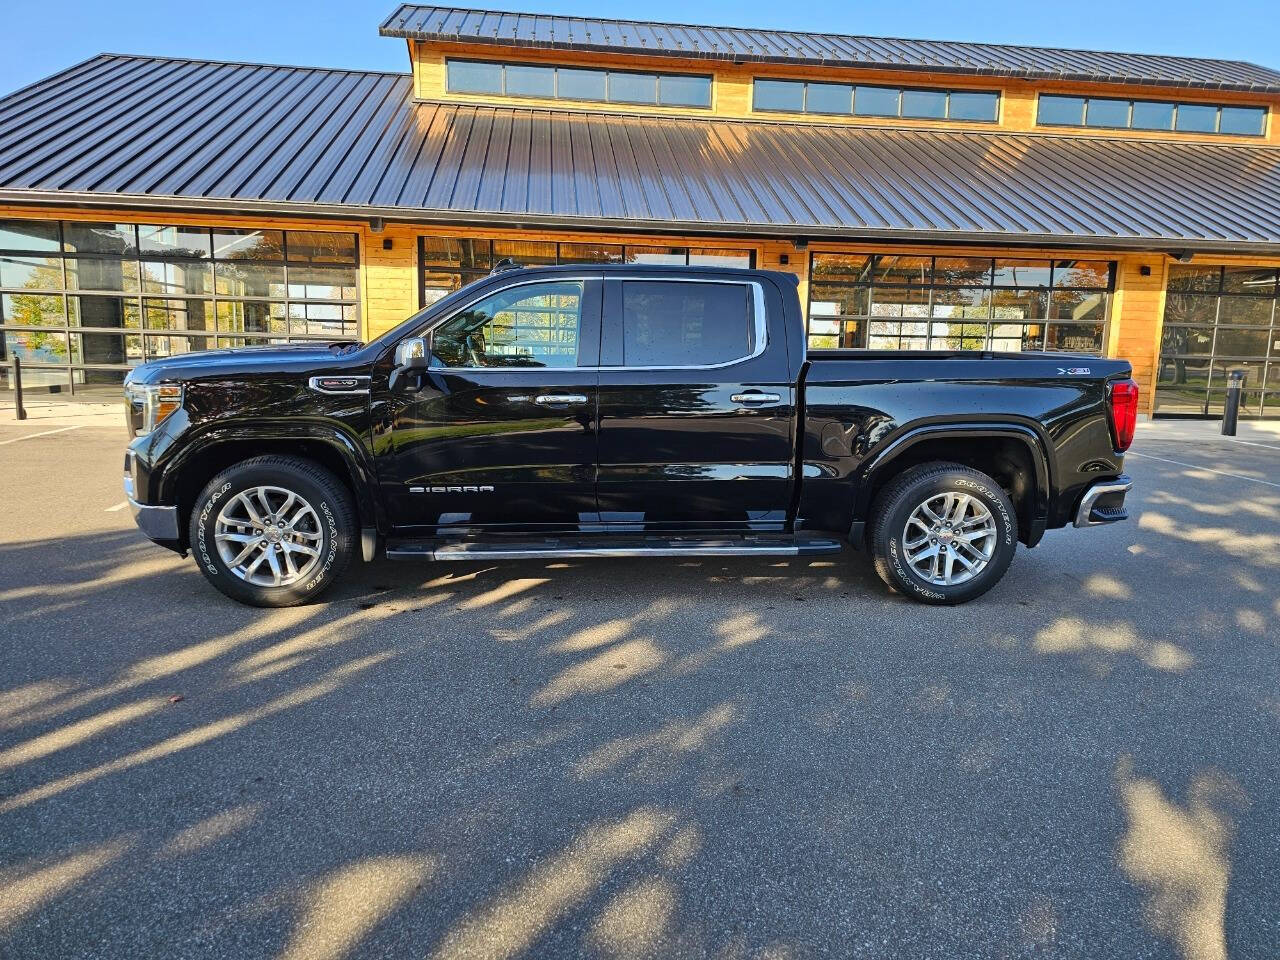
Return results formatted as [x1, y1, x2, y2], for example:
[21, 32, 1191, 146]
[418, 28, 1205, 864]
[4, 0, 1279, 94]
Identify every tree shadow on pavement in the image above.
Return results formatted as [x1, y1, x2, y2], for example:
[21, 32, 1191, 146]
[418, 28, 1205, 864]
[0, 454, 1277, 959]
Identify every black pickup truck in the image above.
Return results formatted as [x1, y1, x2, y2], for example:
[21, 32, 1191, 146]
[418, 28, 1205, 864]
[123, 263, 1137, 607]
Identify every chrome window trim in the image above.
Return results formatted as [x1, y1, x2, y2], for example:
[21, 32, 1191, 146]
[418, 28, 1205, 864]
[422, 275, 767, 374]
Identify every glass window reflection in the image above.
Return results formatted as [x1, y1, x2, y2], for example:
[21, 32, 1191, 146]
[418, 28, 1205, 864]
[138, 225, 211, 258]
[63, 222, 137, 256]
[806, 82, 852, 114]
[1085, 98, 1130, 128]
[213, 228, 284, 261]
[1131, 101, 1175, 130]
[807, 252, 1114, 355]
[0, 219, 60, 252]
[854, 86, 901, 117]
[0, 219, 359, 393]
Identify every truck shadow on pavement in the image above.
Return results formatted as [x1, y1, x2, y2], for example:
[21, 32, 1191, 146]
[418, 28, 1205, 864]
[0, 457, 1277, 960]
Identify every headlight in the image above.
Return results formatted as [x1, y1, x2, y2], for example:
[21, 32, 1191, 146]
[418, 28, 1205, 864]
[125, 382, 183, 438]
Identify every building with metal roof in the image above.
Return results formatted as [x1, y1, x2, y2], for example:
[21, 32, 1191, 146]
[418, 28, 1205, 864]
[2, 5, 1279, 417]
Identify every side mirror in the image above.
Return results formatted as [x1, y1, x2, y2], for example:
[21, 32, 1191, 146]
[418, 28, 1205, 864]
[394, 337, 428, 369]
[390, 336, 429, 393]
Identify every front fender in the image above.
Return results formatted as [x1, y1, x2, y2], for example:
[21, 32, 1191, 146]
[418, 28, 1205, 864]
[155, 418, 383, 534]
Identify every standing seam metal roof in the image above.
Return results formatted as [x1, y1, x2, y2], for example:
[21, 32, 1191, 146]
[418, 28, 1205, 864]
[3, 55, 1280, 253]
[379, 3, 1280, 93]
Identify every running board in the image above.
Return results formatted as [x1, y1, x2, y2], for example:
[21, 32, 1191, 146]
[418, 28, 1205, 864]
[386, 534, 844, 561]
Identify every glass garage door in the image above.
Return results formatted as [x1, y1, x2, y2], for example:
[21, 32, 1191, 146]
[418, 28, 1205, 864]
[806, 253, 1114, 353]
[1156, 265, 1279, 418]
[0, 219, 360, 400]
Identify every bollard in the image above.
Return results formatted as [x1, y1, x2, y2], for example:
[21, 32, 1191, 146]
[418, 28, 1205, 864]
[10, 355, 25, 421]
[1221, 369, 1245, 436]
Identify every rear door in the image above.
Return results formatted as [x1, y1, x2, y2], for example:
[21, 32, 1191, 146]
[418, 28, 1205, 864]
[385, 274, 602, 531]
[595, 275, 796, 529]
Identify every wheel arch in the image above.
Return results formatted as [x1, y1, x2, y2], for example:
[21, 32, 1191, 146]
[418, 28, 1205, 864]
[159, 424, 381, 549]
[853, 422, 1052, 548]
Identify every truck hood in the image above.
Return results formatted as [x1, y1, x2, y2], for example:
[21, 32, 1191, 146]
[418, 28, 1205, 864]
[126, 341, 364, 385]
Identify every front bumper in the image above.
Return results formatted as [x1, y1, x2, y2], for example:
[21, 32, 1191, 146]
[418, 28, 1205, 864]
[1074, 474, 1133, 528]
[124, 459, 179, 542]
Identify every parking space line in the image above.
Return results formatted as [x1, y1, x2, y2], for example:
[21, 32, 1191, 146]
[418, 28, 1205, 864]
[0, 425, 83, 445]
[1221, 437, 1280, 452]
[105, 501, 129, 512]
[1127, 451, 1280, 488]
[1140, 433, 1280, 453]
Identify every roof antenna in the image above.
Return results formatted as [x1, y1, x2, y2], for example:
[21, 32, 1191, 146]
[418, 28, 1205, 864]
[491, 258, 524, 274]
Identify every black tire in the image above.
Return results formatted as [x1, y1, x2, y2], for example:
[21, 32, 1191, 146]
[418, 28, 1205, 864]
[189, 455, 356, 607]
[869, 461, 1018, 605]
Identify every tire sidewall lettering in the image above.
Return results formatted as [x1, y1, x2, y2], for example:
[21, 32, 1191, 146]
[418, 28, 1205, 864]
[953, 478, 1014, 546]
[888, 537, 945, 600]
[196, 482, 233, 576]
[303, 501, 340, 592]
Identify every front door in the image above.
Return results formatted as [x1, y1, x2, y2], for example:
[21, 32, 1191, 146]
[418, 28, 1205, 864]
[595, 275, 796, 530]
[385, 275, 602, 532]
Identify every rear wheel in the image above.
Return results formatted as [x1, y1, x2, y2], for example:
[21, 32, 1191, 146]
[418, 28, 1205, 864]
[189, 456, 355, 607]
[870, 462, 1018, 605]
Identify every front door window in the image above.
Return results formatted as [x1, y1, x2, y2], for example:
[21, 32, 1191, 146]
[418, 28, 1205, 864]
[430, 281, 583, 368]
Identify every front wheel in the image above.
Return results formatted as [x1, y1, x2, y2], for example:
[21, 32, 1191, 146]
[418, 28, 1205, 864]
[189, 456, 356, 607]
[870, 462, 1018, 605]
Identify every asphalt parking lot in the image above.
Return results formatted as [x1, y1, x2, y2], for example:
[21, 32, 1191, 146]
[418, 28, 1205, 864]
[1, 412, 1277, 960]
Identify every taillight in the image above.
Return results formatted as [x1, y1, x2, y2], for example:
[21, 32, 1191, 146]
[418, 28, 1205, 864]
[1108, 379, 1139, 452]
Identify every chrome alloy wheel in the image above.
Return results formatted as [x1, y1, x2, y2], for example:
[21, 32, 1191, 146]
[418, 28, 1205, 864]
[214, 485, 324, 588]
[902, 492, 997, 587]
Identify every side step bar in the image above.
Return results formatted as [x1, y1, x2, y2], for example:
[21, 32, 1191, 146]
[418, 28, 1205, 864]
[386, 534, 844, 562]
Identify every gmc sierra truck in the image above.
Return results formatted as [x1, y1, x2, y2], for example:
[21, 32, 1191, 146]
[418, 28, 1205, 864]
[123, 263, 1137, 607]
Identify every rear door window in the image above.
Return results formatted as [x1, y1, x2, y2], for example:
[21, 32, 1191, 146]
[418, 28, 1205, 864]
[619, 280, 755, 367]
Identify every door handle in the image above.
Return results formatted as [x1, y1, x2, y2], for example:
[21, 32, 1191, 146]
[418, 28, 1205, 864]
[731, 392, 783, 406]
[534, 394, 588, 405]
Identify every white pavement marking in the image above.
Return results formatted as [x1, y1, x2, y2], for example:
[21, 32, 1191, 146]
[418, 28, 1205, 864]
[0, 424, 83, 445]
[105, 501, 129, 512]
[1220, 437, 1280, 453]
[1127, 451, 1280, 488]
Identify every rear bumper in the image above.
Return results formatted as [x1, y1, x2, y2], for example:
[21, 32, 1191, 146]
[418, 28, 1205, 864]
[124, 457, 180, 544]
[1074, 475, 1133, 528]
